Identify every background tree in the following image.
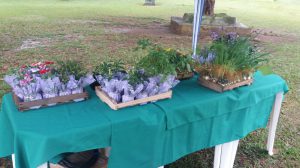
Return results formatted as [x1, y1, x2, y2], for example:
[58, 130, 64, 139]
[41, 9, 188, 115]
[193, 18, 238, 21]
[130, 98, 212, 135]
[204, 0, 215, 16]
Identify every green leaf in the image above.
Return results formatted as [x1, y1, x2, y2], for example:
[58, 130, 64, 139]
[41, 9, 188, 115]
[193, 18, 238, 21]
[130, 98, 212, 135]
[187, 64, 191, 72]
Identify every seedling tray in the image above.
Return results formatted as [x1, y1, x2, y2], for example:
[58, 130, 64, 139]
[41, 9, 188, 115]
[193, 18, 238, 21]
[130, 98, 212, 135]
[13, 90, 89, 111]
[95, 86, 172, 110]
[198, 77, 253, 93]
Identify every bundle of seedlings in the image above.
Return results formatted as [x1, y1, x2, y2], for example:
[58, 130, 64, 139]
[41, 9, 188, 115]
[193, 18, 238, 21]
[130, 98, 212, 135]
[93, 44, 180, 109]
[4, 60, 94, 110]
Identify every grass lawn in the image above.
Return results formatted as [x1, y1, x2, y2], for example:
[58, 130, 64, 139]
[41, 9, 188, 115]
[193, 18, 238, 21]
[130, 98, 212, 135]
[0, 0, 299, 167]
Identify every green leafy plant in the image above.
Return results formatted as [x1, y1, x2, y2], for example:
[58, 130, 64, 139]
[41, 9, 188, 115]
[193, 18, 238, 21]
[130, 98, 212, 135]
[56, 60, 87, 83]
[94, 60, 125, 79]
[165, 48, 193, 74]
[137, 45, 176, 80]
[135, 39, 193, 76]
[135, 38, 153, 50]
[127, 68, 147, 86]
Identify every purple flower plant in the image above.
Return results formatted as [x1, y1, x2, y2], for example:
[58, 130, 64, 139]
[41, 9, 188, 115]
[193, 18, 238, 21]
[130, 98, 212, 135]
[225, 32, 238, 42]
[193, 52, 216, 65]
[210, 31, 220, 41]
[210, 31, 238, 43]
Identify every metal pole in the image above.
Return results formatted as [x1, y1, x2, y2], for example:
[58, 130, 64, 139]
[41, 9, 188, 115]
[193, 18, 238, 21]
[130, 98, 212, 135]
[192, 0, 205, 57]
[192, 0, 199, 55]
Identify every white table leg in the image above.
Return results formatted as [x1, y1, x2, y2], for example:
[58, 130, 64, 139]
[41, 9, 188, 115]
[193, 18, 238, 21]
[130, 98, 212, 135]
[105, 147, 111, 157]
[214, 144, 222, 168]
[37, 163, 48, 168]
[12, 154, 47, 168]
[229, 140, 239, 168]
[12, 154, 16, 168]
[214, 140, 239, 168]
[267, 92, 284, 156]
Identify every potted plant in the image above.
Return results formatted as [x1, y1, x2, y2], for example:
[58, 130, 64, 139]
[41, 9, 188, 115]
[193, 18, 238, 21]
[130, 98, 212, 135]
[93, 46, 180, 110]
[193, 32, 268, 92]
[4, 60, 95, 111]
[55, 60, 95, 102]
[136, 39, 194, 80]
[4, 61, 55, 108]
[164, 48, 194, 80]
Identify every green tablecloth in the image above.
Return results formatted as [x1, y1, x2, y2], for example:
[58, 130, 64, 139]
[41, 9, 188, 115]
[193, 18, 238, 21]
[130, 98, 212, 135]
[0, 72, 288, 168]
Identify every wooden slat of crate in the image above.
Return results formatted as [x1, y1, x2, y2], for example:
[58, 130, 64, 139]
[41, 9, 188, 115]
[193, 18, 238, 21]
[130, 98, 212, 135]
[198, 77, 253, 93]
[95, 86, 172, 110]
[13, 91, 89, 111]
[177, 72, 194, 80]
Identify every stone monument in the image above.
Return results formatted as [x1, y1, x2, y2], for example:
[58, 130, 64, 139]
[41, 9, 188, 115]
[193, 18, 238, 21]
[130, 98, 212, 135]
[170, 13, 251, 36]
[170, 0, 251, 36]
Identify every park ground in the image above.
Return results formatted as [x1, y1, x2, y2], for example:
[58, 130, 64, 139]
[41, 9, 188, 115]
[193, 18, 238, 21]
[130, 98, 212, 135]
[0, 0, 299, 167]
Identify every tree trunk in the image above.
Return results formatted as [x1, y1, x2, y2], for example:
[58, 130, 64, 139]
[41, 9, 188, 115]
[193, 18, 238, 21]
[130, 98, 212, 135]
[204, 0, 215, 16]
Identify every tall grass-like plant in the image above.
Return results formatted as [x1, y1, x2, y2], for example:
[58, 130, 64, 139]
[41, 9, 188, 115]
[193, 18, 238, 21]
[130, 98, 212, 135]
[195, 32, 268, 83]
[211, 36, 268, 71]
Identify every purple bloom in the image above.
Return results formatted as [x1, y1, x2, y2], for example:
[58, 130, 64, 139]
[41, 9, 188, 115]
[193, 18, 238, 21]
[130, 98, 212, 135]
[206, 52, 215, 63]
[211, 32, 220, 41]
[199, 56, 206, 64]
[226, 32, 238, 42]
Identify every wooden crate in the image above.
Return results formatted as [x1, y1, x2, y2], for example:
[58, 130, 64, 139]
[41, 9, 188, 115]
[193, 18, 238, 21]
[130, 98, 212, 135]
[176, 72, 194, 80]
[198, 77, 253, 93]
[95, 86, 172, 110]
[13, 90, 89, 111]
